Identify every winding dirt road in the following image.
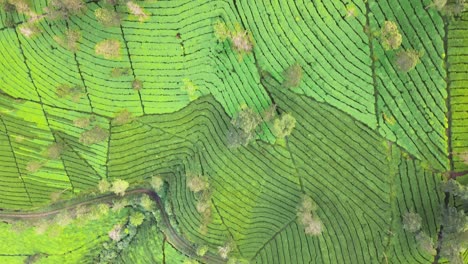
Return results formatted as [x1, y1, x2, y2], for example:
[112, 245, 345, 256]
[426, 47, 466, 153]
[0, 188, 225, 264]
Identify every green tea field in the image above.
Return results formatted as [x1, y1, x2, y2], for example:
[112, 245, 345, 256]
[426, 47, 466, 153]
[0, 0, 466, 263]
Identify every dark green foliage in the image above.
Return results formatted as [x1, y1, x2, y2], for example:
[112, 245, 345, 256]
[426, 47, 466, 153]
[440, 206, 467, 264]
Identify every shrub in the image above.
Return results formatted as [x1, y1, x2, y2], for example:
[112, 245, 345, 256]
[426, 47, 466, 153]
[53, 29, 81, 52]
[380, 21, 402, 51]
[111, 179, 129, 196]
[262, 104, 277, 122]
[415, 232, 436, 255]
[231, 106, 262, 134]
[196, 245, 209, 257]
[95, 39, 121, 59]
[95, 7, 121, 27]
[79, 126, 108, 145]
[282, 63, 303, 88]
[395, 49, 421, 72]
[25, 161, 43, 173]
[402, 211, 422, 233]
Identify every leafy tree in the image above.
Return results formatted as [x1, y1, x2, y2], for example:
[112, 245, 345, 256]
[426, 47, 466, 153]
[73, 115, 95, 128]
[132, 79, 143, 91]
[213, 20, 230, 41]
[56, 84, 84, 102]
[230, 24, 253, 55]
[79, 126, 109, 145]
[402, 211, 422, 233]
[44, 142, 64, 159]
[129, 211, 145, 227]
[139, 194, 153, 211]
[46, 0, 86, 20]
[95, 39, 121, 59]
[110, 67, 130, 78]
[98, 179, 111, 193]
[95, 7, 121, 27]
[110, 179, 129, 196]
[187, 174, 209, 193]
[112, 109, 133, 125]
[272, 113, 296, 139]
[297, 196, 323, 236]
[18, 23, 40, 38]
[231, 106, 262, 135]
[53, 29, 81, 52]
[380, 21, 402, 51]
[262, 104, 277, 122]
[126, 1, 148, 22]
[196, 245, 209, 257]
[150, 175, 164, 191]
[415, 232, 436, 255]
[395, 49, 422, 72]
[282, 63, 303, 88]
[439, 206, 467, 264]
[108, 224, 122, 241]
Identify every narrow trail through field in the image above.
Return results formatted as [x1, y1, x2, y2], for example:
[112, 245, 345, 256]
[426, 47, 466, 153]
[0, 188, 225, 264]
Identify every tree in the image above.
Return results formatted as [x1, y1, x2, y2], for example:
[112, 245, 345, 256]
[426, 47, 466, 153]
[46, 0, 86, 20]
[98, 179, 111, 193]
[56, 84, 84, 102]
[229, 24, 254, 56]
[272, 113, 296, 139]
[73, 115, 95, 128]
[111, 179, 129, 196]
[44, 142, 64, 159]
[297, 195, 323, 236]
[18, 23, 40, 38]
[395, 49, 421, 72]
[402, 211, 422, 233]
[126, 1, 148, 22]
[282, 63, 303, 88]
[95, 39, 121, 59]
[79, 126, 109, 145]
[129, 211, 145, 227]
[112, 109, 133, 125]
[231, 106, 262, 135]
[53, 29, 81, 52]
[380, 21, 402, 51]
[187, 175, 209, 193]
[95, 7, 121, 27]
[150, 175, 164, 191]
[108, 224, 122, 241]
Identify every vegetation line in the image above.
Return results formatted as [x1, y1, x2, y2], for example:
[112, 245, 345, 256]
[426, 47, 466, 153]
[0, 188, 225, 264]
[433, 15, 454, 264]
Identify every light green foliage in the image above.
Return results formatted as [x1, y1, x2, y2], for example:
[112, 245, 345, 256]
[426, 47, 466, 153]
[129, 211, 145, 227]
[402, 211, 422, 233]
[95, 39, 121, 59]
[95, 7, 121, 27]
[196, 245, 209, 257]
[140, 194, 153, 211]
[395, 49, 422, 72]
[380, 21, 402, 51]
[126, 1, 148, 22]
[282, 63, 303, 88]
[272, 113, 296, 139]
[98, 179, 111, 193]
[297, 196, 323, 236]
[150, 175, 164, 191]
[110, 179, 129, 196]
